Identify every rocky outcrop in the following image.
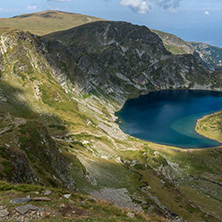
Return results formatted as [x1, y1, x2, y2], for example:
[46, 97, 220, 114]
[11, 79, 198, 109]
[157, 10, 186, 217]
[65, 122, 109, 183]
[3, 144, 38, 184]
[18, 121, 76, 190]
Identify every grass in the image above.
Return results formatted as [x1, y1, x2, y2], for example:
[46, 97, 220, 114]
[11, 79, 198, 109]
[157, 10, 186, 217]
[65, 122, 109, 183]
[178, 184, 222, 220]
[0, 10, 105, 36]
[83, 94, 90, 99]
[152, 29, 193, 55]
[131, 167, 205, 221]
[196, 111, 222, 142]
[0, 181, 166, 222]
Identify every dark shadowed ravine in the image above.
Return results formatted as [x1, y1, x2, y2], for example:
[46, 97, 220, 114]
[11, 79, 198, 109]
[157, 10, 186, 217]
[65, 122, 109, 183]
[116, 90, 222, 148]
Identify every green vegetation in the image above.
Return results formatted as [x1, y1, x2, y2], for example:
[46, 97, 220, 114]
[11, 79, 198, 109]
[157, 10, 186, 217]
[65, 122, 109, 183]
[196, 111, 222, 142]
[0, 10, 105, 36]
[164, 43, 189, 55]
[0, 182, 164, 222]
[83, 93, 90, 99]
[152, 29, 194, 55]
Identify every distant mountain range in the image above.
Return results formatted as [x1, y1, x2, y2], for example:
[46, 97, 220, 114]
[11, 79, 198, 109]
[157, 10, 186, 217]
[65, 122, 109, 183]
[1, 10, 221, 71]
[153, 30, 222, 71]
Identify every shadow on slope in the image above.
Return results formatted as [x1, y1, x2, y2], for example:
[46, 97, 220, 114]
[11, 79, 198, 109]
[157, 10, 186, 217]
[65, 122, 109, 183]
[0, 80, 78, 190]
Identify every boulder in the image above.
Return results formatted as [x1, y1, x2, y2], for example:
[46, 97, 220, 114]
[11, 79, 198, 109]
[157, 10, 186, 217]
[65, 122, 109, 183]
[0, 208, 9, 218]
[127, 212, 135, 219]
[15, 204, 38, 215]
[63, 194, 71, 199]
[10, 196, 32, 204]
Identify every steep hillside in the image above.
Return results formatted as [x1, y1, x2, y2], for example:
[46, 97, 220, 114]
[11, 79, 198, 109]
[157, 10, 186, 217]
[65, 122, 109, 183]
[0, 10, 104, 36]
[0, 29, 176, 221]
[191, 42, 222, 70]
[1, 9, 221, 71]
[0, 20, 222, 221]
[46, 21, 222, 95]
[152, 29, 194, 55]
[196, 111, 222, 142]
[153, 29, 222, 71]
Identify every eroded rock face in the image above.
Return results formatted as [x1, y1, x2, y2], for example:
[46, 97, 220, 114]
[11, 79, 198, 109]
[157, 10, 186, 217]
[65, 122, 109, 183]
[1, 24, 221, 113]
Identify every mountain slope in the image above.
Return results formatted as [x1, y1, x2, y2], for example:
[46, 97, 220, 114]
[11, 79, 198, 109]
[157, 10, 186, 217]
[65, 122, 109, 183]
[0, 18, 222, 221]
[153, 29, 222, 71]
[152, 29, 194, 55]
[190, 42, 222, 70]
[196, 111, 222, 142]
[45, 21, 222, 96]
[1, 9, 221, 71]
[0, 10, 104, 36]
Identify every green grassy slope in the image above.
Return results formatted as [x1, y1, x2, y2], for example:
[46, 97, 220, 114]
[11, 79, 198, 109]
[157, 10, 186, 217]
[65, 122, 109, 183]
[152, 29, 194, 55]
[0, 10, 105, 36]
[196, 111, 222, 142]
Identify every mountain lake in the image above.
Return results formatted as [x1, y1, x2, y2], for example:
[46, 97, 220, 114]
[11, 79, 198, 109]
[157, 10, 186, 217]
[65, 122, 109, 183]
[116, 90, 222, 148]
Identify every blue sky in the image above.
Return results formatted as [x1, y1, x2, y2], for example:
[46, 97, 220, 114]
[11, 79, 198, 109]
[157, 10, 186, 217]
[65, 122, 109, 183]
[0, 0, 222, 47]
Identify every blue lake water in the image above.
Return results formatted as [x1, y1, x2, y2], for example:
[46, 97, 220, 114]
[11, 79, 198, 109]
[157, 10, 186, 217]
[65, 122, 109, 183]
[116, 90, 222, 148]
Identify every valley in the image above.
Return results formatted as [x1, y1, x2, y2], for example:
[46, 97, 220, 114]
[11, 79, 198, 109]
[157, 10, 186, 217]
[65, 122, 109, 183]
[0, 10, 221, 222]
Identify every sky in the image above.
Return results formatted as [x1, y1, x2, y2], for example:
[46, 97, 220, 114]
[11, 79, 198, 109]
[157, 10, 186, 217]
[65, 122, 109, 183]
[0, 0, 222, 47]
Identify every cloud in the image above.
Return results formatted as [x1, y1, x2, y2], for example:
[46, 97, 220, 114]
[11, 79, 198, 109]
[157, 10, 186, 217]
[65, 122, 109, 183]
[204, 10, 210, 15]
[157, 0, 181, 12]
[120, 0, 153, 14]
[120, 0, 182, 14]
[27, 5, 37, 10]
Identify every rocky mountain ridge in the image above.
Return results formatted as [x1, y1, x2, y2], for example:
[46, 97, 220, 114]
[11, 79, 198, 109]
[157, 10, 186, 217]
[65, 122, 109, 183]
[153, 29, 222, 71]
[46, 21, 222, 102]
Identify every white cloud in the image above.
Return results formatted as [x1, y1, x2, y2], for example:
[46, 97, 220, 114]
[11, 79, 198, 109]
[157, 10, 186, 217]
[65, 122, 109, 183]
[0, 8, 3, 12]
[157, 0, 181, 10]
[120, 0, 181, 14]
[27, 5, 37, 10]
[204, 10, 210, 15]
[120, 0, 153, 14]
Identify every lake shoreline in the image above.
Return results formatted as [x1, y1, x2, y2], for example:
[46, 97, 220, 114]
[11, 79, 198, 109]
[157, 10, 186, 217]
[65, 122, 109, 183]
[116, 90, 222, 149]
